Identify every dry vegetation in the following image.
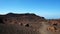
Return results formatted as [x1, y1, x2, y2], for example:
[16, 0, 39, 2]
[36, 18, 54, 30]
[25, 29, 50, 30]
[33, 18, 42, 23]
[0, 13, 60, 34]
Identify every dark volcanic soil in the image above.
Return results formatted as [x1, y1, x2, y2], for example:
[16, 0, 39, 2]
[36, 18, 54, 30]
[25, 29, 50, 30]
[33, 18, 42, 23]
[0, 13, 60, 34]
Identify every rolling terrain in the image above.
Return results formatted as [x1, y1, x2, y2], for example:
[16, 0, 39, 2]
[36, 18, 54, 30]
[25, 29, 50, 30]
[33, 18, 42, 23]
[0, 13, 60, 34]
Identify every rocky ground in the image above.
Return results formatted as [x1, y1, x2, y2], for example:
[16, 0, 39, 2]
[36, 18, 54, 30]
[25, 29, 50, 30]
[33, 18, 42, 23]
[0, 13, 60, 34]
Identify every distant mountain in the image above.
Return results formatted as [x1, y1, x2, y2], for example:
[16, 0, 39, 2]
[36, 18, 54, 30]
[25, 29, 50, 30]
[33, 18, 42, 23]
[0, 13, 45, 24]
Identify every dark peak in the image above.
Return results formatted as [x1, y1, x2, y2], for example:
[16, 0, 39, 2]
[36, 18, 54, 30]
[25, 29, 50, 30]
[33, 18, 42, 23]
[0, 13, 45, 19]
[6, 13, 36, 16]
[6, 13, 35, 14]
[6, 12, 14, 15]
[23, 13, 36, 15]
[24, 13, 35, 15]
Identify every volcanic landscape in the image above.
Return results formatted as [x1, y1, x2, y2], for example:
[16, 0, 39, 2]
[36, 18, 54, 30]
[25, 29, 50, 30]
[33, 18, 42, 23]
[0, 13, 60, 34]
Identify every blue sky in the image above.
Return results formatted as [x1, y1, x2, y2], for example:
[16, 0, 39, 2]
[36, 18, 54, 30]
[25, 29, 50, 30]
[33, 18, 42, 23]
[0, 0, 60, 19]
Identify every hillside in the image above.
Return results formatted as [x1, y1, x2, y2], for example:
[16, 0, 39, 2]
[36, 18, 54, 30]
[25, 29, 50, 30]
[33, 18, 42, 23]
[0, 13, 60, 34]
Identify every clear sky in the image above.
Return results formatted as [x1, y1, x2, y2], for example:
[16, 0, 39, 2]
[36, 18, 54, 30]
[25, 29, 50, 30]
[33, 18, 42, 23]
[0, 0, 60, 19]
